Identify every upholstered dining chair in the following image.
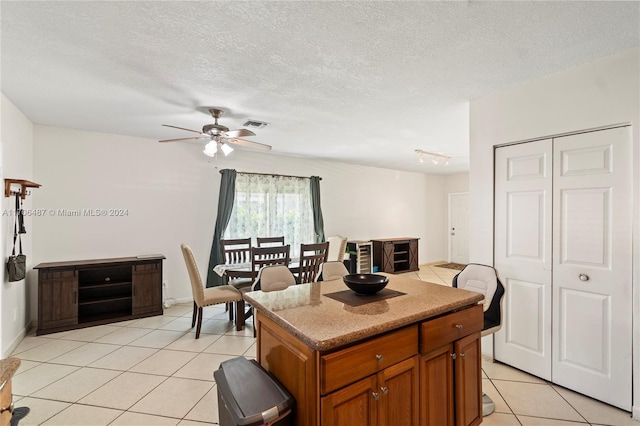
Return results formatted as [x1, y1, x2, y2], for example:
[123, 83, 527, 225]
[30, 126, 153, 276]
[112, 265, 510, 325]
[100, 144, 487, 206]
[220, 238, 253, 290]
[297, 242, 329, 284]
[317, 261, 349, 282]
[327, 235, 348, 262]
[452, 263, 505, 416]
[181, 244, 245, 338]
[256, 236, 285, 247]
[252, 264, 297, 292]
[238, 245, 292, 331]
[243, 264, 297, 337]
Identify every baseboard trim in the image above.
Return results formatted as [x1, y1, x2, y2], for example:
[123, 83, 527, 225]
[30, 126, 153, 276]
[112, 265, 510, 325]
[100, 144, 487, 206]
[632, 405, 640, 420]
[2, 320, 32, 358]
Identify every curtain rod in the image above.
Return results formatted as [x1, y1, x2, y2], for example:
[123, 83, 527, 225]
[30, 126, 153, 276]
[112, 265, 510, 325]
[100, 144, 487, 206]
[219, 170, 322, 180]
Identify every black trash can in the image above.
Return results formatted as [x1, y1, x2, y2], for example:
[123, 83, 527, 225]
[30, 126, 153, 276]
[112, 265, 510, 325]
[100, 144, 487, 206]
[214, 357, 294, 426]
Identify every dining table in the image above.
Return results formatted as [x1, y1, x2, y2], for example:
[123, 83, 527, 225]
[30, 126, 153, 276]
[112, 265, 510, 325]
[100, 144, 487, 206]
[213, 260, 300, 280]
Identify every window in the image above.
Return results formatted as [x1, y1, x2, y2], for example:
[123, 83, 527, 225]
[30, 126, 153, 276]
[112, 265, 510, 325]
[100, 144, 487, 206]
[224, 173, 314, 258]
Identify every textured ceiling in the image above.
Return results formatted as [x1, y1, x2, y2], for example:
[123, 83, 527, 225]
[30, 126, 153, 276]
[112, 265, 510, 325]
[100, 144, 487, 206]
[2, 1, 639, 174]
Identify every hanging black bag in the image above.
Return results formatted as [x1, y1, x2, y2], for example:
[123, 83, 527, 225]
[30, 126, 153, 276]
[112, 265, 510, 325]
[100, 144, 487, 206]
[7, 193, 26, 281]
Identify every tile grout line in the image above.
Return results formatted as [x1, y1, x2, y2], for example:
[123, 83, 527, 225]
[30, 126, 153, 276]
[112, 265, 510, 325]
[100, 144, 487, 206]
[548, 383, 593, 425]
[484, 374, 523, 425]
[11, 277, 632, 425]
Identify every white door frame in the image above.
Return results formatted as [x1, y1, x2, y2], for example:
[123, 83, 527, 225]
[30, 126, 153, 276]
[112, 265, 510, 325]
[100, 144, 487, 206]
[448, 192, 469, 264]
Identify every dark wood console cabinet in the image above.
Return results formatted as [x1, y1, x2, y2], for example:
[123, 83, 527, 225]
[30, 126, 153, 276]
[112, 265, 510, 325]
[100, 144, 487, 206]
[372, 238, 419, 274]
[35, 255, 164, 335]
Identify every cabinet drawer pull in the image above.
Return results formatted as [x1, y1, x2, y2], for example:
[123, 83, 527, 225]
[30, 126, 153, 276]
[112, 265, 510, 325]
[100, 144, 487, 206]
[380, 386, 388, 395]
[459, 353, 466, 358]
[73, 291, 77, 304]
[132, 285, 136, 296]
[455, 324, 463, 329]
[372, 392, 379, 400]
[450, 353, 456, 359]
[375, 354, 383, 362]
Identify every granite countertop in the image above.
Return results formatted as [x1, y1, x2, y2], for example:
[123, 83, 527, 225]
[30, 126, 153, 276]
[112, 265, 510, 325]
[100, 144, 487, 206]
[0, 357, 20, 386]
[243, 275, 484, 351]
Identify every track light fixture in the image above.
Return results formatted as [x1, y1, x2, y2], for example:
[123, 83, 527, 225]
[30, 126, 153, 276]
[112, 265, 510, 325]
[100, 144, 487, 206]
[415, 149, 451, 166]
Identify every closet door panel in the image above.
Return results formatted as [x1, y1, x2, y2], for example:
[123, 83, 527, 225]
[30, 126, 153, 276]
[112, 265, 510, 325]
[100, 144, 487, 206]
[558, 289, 609, 373]
[552, 126, 632, 411]
[494, 139, 552, 380]
[559, 188, 610, 266]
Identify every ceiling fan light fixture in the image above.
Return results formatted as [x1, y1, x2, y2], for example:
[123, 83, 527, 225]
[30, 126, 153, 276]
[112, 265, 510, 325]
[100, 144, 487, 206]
[159, 107, 273, 155]
[203, 141, 217, 157]
[220, 142, 234, 156]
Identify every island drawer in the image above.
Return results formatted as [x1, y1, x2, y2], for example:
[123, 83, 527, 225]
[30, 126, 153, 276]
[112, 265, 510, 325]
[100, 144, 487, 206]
[420, 304, 483, 353]
[320, 325, 418, 395]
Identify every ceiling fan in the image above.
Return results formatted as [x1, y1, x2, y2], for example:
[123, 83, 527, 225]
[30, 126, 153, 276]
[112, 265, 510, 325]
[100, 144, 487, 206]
[159, 108, 271, 157]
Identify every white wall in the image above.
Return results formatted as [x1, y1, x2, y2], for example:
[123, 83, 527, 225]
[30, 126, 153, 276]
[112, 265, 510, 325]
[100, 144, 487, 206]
[443, 172, 468, 195]
[1, 94, 35, 357]
[31, 125, 449, 310]
[469, 47, 640, 414]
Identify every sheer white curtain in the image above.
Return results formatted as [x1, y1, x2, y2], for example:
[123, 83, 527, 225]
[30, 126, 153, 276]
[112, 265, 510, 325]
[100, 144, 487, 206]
[224, 173, 314, 258]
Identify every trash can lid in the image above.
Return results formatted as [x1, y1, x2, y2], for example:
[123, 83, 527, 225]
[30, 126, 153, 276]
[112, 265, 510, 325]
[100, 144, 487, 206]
[215, 357, 293, 425]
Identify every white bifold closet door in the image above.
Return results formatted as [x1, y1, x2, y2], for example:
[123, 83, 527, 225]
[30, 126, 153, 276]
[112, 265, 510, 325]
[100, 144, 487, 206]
[494, 126, 632, 410]
[494, 139, 553, 381]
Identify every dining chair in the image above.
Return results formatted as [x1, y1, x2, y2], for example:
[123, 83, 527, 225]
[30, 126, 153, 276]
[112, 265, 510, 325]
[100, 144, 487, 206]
[297, 242, 329, 284]
[250, 245, 291, 279]
[239, 245, 292, 336]
[252, 264, 297, 292]
[243, 264, 296, 337]
[256, 236, 285, 247]
[317, 261, 349, 281]
[327, 235, 348, 262]
[181, 244, 245, 337]
[220, 238, 253, 290]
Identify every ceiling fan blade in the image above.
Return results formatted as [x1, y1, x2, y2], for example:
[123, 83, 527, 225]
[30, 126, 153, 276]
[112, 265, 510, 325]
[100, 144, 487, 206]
[161, 124, 204, 135]
[223, 128, 256, 138]
[159, 136, 209, 143]
[227, 138, 272, 151]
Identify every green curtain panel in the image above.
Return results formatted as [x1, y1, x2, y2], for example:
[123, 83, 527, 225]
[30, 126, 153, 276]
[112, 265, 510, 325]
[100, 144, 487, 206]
[206, 169, 237, 287]
[310, 176, 325, 243]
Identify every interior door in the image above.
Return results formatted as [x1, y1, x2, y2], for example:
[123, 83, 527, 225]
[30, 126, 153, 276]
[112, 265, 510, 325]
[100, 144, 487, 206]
[494, 139, 553, 380]
[552, 126, 632, 410]
[449, 193, 469, 264]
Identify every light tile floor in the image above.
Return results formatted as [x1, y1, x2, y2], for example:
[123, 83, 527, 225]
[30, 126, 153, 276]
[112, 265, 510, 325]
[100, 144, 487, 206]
[9, 264, 638, 425]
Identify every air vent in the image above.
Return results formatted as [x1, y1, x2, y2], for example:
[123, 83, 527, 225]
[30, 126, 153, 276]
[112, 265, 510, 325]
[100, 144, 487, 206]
[243, 119, 269, 129]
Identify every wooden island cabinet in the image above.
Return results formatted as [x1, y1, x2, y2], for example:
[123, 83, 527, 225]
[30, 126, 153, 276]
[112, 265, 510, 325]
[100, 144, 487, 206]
[243, 276, 484, 426]
[35, 255, 164, 335]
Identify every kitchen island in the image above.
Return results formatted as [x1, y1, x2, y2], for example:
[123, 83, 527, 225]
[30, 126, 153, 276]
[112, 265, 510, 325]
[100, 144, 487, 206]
[243, 275, 485, 426]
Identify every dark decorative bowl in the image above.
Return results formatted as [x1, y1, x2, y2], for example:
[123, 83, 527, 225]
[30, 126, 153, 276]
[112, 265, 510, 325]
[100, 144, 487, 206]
[343, 274, 389, 295]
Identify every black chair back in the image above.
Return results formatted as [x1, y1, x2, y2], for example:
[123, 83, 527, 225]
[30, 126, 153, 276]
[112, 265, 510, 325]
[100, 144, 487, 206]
[256, 236, 285, 247]
[251, 245, 291, 280]
[298, 242, 329, 284]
